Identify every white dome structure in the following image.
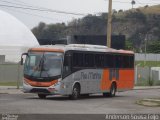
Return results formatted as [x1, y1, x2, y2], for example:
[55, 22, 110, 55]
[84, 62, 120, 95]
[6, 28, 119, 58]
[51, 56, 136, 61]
[0, 10, 39, 62]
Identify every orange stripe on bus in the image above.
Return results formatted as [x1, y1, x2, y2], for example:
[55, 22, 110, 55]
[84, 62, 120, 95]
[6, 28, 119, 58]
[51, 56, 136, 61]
[24, 78, 58, 87]
[29, 48, 64, 53]
[117, 69, 134, 89]
[101, 69, 134, 90]
[100, 69, 111, 90]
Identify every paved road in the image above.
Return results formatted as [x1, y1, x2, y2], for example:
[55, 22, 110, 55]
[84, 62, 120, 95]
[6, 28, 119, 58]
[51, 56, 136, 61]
[0, 89, 160, 114]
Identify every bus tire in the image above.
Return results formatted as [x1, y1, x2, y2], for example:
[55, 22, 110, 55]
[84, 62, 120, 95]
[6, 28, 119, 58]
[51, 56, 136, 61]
[69, 84, 80, 100]
[38, 94, 47, 99]
[81, 94, 89, 97]
[103, 83, 116, 97]
[103, 92, 110, 97]
[109, 83, 116, 97]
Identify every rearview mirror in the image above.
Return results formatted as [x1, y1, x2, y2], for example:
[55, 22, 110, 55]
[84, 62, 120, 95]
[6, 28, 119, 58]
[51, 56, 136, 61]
[21, 53, 28, 65]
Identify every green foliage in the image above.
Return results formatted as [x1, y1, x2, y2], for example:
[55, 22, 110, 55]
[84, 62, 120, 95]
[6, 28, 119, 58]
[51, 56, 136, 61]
[136, 78, 150, 86]
[125, 11, 147, 23]
[0, 82, 17, 86]
[32, 22, 66, 44]
[148, 77, 154, 86]
[67, 14, 107, 35]
[135, 61, 160, 67]
[147, 41, 160, 53]
[118, 9, 123, 13]
[31, 5, 160, 48]
[33, 22, 66, 39]
[125, 39, 133, 50]
[131, 0, 136, 5]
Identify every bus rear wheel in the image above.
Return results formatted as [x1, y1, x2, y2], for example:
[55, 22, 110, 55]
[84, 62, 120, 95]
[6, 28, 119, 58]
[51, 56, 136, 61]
[103, 83, 116, 97]
[109, 83, 116, 97]
[69, 84, 80, 100]
[38, 94, 47, 99]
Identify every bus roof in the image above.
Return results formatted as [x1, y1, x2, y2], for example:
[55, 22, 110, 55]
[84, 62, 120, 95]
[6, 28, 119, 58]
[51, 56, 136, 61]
[29, 44, 134, 55]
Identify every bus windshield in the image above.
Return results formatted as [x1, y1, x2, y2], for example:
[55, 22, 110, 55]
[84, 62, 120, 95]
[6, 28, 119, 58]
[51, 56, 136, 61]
[24, 52, 63, 78]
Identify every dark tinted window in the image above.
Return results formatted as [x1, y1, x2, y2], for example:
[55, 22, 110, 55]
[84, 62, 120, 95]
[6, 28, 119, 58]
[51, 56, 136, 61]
[123, 55, 134, 68]
[63, 52, 72, 77]
[84, 54, 94, 67]
[73, 53, 84, 67]
[105, 54, 114, 68]
[72, 51, 134, 69]
[129, 56, 134, 68]
[95, 54, 105, 67]
[115, 55, 126, 68]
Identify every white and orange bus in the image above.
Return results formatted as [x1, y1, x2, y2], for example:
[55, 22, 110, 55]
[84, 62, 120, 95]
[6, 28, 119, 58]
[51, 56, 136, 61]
[21, 44, 134, 99]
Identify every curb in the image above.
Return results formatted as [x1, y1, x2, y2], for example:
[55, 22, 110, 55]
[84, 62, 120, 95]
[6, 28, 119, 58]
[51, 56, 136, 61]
[133, 86, 160, 90]
[0, 86, 160, 94]
[0, 87, 23, 94]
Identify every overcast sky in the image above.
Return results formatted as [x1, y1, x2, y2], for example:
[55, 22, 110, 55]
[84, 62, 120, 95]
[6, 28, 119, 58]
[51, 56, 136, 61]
[0, 0, 159, 29]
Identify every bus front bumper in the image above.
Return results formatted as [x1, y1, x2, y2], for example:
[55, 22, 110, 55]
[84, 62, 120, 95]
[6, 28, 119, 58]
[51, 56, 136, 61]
[23, 83, 60, 95]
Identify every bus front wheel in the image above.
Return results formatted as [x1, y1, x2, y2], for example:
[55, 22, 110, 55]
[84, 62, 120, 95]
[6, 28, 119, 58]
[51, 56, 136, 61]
[38, 94, 47, 99]
[69, 84, 80, 100]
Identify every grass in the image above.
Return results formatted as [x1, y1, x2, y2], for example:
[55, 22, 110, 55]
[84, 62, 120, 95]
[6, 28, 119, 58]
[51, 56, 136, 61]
[0, 82, 17, 86]
[135, 61, 160, 86]
[135, 79, 151, 86]
[135, 61, 160, 67]
[136, 98, 160, 107]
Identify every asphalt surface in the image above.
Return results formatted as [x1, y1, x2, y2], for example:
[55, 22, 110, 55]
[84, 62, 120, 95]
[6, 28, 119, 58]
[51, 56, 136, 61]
[0, 89, 160, 114]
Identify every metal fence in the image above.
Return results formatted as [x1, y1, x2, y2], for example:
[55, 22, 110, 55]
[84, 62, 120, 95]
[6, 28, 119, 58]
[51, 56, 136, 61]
[135, 66, 160, 86]
[135, 53, 160, 61]
[0, 64, 23, 87]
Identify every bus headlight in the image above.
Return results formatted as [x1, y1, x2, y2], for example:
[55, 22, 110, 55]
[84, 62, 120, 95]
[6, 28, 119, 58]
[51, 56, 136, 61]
[61, 83, 66, 88]
[48, 88, 55, 92]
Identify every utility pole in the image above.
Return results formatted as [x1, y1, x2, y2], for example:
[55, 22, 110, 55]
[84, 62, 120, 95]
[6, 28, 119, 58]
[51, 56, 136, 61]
[107, 0, 112, 48]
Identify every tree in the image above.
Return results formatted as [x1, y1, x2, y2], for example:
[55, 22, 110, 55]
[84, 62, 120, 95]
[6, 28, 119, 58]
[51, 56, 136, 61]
[32, 22, 46, 39]
[118, 9, 123, 13]
[32, 22, 66, 45]
[131, 0, 136, 9]
[125, 39, 133, 50]
[147, 41, 160, 53]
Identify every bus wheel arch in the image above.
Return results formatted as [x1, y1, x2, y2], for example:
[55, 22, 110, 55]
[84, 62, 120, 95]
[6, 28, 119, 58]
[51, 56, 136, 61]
[69, 82, 81, 100]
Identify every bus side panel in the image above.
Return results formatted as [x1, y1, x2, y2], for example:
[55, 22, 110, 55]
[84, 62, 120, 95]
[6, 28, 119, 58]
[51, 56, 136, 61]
[61, 74, 75, 95]
[117, 69, 134, 90]
[100, 69, 134, 92]
[62, 69, 103, 95]
[61, 71, 88, 95]
[100, 69, 111, 91]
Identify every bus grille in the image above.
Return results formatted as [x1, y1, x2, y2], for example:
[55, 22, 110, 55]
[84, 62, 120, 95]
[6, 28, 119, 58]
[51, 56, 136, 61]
[30, 88, 50, 93]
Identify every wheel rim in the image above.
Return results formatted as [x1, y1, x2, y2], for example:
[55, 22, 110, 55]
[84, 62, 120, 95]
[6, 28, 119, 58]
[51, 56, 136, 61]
[73, 88, 78, 98]
[111, 85, 115, 96]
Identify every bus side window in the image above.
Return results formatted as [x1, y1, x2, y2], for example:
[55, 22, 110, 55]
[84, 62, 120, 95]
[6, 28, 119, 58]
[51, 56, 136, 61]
[95, 54, 104, 68]
[115, 55, 123, 68]
[106, 54, 114, 68]
[73, 53, 84, 67]
[124, 56, 130, 68]
[84, 54, 94, 68]
[63, 53, 72, 77]
[130, 56, 134, 68]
